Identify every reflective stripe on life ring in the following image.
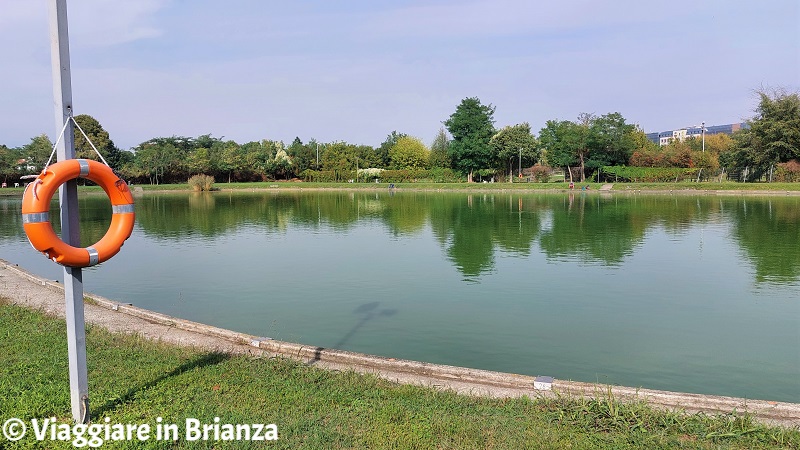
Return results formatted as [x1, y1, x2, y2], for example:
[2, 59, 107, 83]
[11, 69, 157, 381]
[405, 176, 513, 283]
[21, 159, 135, 268]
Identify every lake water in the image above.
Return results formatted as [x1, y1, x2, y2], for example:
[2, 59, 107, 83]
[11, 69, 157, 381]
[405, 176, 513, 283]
[1, 190, 798, 402]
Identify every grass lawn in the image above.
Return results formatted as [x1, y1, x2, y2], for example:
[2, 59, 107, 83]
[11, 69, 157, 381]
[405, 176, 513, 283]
[3, 180, 800, 196]
[1, 300, 798, 449]
[129, 180, 800, 193]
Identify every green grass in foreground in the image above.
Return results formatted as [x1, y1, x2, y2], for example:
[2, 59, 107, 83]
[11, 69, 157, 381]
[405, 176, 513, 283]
[1, 301, 798, 449]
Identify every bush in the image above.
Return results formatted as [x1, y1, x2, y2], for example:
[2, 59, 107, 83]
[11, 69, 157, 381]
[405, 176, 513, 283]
[774, 160, 800, 182]
[602, 166, 699, 182]
[301, 168, 464, 183]
[527, 164, 552, 183]
[188, 174, 215, 191]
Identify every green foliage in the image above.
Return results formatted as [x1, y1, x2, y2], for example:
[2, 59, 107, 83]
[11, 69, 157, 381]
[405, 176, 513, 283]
[72, 114, 126, 168]
[0, 144, 21, 182]
[489, 122, 538, 175]
[287, 137, 320, 174]
[187, 174, 215, 191]
[131, 137, 186, 184]
[321, 141, 359, 175]
[20, 134, 53, 173]
[726, 89, 800, 180]
[444, 97, 496, 182]
[429, 127, 451, 168]
[376, 131, 406, 168]
[602, 166, 700, 182]
[301, 168, 462, 183]
[389, 136, 430, 169]
[381, 168, 461, 182]
[425, 167, 462, 182]
[540, 113, 639, 182]
[586, 112, 638, 169]
[539, 119, 586, 181]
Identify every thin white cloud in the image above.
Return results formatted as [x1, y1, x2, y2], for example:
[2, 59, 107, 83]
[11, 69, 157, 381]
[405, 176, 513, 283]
[1, 0, 797, 150]
[358, 0, 663, 38]
[67, 0, 167, 47]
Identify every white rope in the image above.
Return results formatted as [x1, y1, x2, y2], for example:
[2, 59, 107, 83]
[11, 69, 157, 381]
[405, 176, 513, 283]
[43, 118, 71, 170]
[43, 115, 111, 170]
[71, 116, 110, 166]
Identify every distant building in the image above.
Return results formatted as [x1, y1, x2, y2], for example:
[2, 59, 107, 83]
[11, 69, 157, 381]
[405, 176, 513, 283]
[645, 123, 747, 146]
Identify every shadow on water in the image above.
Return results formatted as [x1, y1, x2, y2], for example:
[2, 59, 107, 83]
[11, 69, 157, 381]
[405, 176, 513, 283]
[92, 352, 230, 418]
[307, 302, 397, 365]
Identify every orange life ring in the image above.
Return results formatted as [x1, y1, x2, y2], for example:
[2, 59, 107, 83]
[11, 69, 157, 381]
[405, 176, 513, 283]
[21, 159, 135, 268]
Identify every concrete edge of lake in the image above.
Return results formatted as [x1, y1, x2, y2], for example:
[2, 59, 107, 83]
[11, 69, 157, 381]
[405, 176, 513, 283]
[1, 259, 798, 429]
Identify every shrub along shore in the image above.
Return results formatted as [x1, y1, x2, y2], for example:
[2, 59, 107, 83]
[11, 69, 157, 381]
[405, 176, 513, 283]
[208, 180, 800, 194]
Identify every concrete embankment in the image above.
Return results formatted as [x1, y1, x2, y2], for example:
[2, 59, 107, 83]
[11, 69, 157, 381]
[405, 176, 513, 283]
[1, 259, 798, 428]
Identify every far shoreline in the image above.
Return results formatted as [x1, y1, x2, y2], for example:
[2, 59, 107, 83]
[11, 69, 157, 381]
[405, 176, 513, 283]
[3, 181, 800, 197]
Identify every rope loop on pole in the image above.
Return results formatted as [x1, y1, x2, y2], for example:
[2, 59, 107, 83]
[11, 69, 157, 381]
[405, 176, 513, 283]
[44, 113, 111, 171]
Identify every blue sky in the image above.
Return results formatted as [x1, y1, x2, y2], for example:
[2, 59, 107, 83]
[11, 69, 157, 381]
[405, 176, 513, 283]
[2, 0, 798, 151]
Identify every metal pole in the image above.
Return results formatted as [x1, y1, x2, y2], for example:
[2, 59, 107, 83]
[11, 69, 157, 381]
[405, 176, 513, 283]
[701, 121, 705, 153]
[518, 148, 522, 180]
[49, 0, 89, 424]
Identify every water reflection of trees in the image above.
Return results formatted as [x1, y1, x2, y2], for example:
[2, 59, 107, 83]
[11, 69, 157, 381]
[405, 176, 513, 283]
[728, 197, 800, 283]
[0, 195, 111, 246]
[537, 194, 723, 266]
[0, 199, 26, 239]
[3, 191, 798, 283]
[429, 194, 541, 277]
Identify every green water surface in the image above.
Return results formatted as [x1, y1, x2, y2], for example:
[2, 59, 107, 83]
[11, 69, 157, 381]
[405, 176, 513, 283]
[1, 190, 798, 402]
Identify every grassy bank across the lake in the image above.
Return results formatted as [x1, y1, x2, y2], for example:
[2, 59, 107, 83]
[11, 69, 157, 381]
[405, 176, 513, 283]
[4, 180, 800, 197]
[1, 299, 799, 450]
[168, 180, 800, 194]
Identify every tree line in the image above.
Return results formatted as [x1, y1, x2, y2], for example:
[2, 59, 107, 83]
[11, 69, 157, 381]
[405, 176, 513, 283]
[2, 89, 798, 185]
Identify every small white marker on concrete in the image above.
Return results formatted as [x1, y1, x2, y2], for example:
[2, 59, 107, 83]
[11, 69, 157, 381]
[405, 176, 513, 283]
[534, 376, 554, 391]
[249, 337, 273, 348]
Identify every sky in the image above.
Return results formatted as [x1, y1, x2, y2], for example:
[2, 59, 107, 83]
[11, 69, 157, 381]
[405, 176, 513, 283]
[2, 0, 798, 151]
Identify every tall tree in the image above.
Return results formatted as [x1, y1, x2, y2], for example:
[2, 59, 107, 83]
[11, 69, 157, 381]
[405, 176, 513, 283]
[586, 112, 637, 170]
[727, 89, 800, 180]
[489, 122, 538, 178]
[429, 127, 451, 168]
[444, 97, 496, 182]
[287, 137, 315, 175]
[321, 141, 359, 180]
[353, 145, 379, 170]
[218, 141, 243, 182]
[376, 131, 406, 168]
[73, 114, 127, 168]
[133, 140, 181, 185]
[390, 136, 430, 169]
[0, 144, 21, 182]
[538, 120, 588, 182]
[21, 134, 54, 173]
